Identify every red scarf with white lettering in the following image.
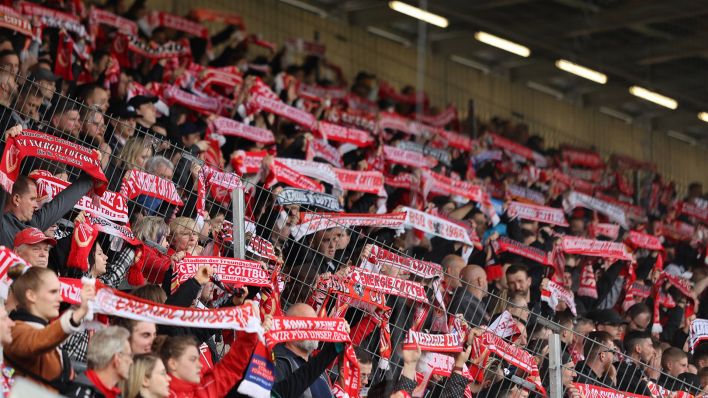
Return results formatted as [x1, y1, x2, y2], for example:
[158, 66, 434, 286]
[486, 133, 546, 167]
[188, 8, 244, 27]
[31, 170, 128, 223]
[0, 246, 27, 280]
[419, 106, 458, 128]
[209, 117, 274, 144]
[651, 272, 695, 334]
[249, 81, 317, 129]
[146, 10, 209, 39]
[559, 235, 634, 262]
[0, 8, 33, 38]
[574, 383, 647, 398]
[563, 191, 628, 228]
[332, 168, 384, 195]
[160, 84, 223, 115]
[306, 139, 342, 167]
[291, 211, 406, 240]
[173, 256, 271, 292]
[0, 130, 107, 195]
[588, 222, 620, 240]
[68, 216, 99, 272]
[491, 236, 551, 266]
[120, 169, 183, 206]
[196, 165, 241, 216]
[317, 121, 374, 147]
[265, 160, 324, 193]
[20, 1, 88, 39]
[402, 207, 476, 246]
[541, 280, 577, 315]
[562, 148, 604, 169]
[89, 6, 137, 38]
[361, 244, 443, 279]
[577, 262, 598, 299]
[383, 145, 437, 169]
[403, 330, 462, 353]
[507, 201, 569, 227]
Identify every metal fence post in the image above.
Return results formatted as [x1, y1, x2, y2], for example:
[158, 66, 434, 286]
[548, 332, 563, 398]
[232, 188, 246, 259]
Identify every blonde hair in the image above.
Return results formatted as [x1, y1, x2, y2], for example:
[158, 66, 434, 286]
[133, 216, 169, 243]
[168, 217, 196, 238]
[122, 353, 162, 398]
[117, 136, 151, 169]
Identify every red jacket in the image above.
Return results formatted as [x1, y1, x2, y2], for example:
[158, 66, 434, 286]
[168, 331, 258, 398]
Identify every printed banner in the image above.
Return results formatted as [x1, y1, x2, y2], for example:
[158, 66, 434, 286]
[276, 188, 342, 212]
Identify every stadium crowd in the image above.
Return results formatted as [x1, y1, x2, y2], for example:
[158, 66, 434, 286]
[0, 1, 704, 398]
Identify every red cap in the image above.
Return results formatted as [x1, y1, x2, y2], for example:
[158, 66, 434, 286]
[13, 227, 57, 247]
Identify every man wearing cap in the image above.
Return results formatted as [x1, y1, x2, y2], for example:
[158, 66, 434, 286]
[49, 98, 82, 138]
[26, 67, 59, 119]
[13, 227, 56, 268]
[127, 95, 158, 133]
[587, 309, 626, 341]
[10, 84, 44, 129]
[106, 103, 140, 154]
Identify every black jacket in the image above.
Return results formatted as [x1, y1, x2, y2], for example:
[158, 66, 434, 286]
[62, 371, 112, 398]
[272, 343, 343, 398]
[615, 359, 652, 396]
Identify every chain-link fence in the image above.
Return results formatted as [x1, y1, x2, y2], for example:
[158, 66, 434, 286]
[0, 64, 700, 398]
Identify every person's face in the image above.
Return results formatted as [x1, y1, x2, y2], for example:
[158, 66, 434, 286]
[83, 112, 106, 139]
[93, 244, 108, 276]
[145, 359, 171, 398]
[629, 312, 651, 332]
[138, 102, 157, 125]
[0, 306, 15, 345]
[27, 272, 62, 320]
[506, 271, 531, 296]
[117, 340, 133, 380]
[561, 361, 576, 387]
[570, 218, 586, 236]
[156, 164, 174, 180]
[638, 338, 655, 363]
[19, 94, 43, 121]
[170, 345, 201, 383]
[86, 88, 110, 113]
[54, 110, 81, 136]
[115, 117, 136, 139]
[37, 80, 55, 101]
[359, 362, 372, 386]
[0, 54, 19, 75]
[172, 228, 198, 252]
[668, 357, 689, 377]
[335, 228, 349, 250]
[136, 147, 152, 169]
[13, 183, 38, 221]
[473, 213, 487, 237]
[181, 132, 200, 148]
[600, 341, 618, 368]
[17, 242, 50, 268]
[131, 321, 157, 354]
[315, 229, 339, 259]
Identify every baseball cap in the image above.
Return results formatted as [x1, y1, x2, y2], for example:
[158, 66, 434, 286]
[127, 95, 158, 109]
[587, 309, 627, 325]
[108, 103, 140, 119]
[14, 227, 57, 247]
[27, 68, 59, 83]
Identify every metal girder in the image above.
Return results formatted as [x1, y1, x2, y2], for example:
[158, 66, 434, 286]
[565, 0, 708, 37]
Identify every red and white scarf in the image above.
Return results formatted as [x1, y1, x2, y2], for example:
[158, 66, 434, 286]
[577, 262, 598, 299]
[90, 286, 262, 331]
[188, 8, 244, 27]
[506, 184, 546, 205]
[160, 85, 223, 115]
[486, 133, 546, 167]
[507, 202, 569, 227]
[348, 268, 429, 304]
[306, 139, 342, 167]
[145, 10, 209, 39]
[85, 213, 139, 245]
[562, 149, 604, 169]
[250, 86, 316, 129]
[196, 165, 242, 216]
[265, 316, 350, 348]
[574, 383, 647, 398]
[563, 191, 628, 228]
[291, 211, 406, 240]
[541, 280, 577, 315]
[383, 145, 437, 169]
[31, 170, 128, 223]
[232, 150, 268, 175]
[588, 222, 620, 240]
[209, 117, 275, 144]
[625, 230, 663, 251]
[317, 121, 374, 147]
[266, 160, 324, 193]
[124, 35, 191, 59]
[276, 158, 340, 188]
[120, 169, 183, 206]
[332, 168, 384, 195]
[677, 201, 708, 224]
[195, 65, 243, 91]
[89, 6, 137, 37]
[326, 108, 377, 133]
[297, 83, 347, 102]
[174, 256, 271, 289]
[402, 207, 475, 246]
[559, 236, 633, 262]
[20, 1, 88, 39]
[0, 130, 107, 195]
[473, 332, 545, 395]
[419, 106, 458, 127]
[690, 319, 708, 353]
[651, 272, 696, 334]
[491, 236, 551, 266]
[0, 246, 27, 280]
[487, 310, 522, 340]
[432, 128, 473, 151]
[403, 330, 462, 353]
[0, 8, 33, 38]
[360, 244, 442, 279]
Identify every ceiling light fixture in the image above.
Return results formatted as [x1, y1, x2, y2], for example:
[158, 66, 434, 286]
[279, 0, 327, 18]
[388, 1, 449, 28]
[629, 86, 678, 110]
[699, 112, 708, 123]
[366, 26, 412, 47]
[474, 31, 530, 57]
[527, 81, 563, 100]
[599, 106, 632, 124]
[450, 55, 491, 74]
[555, 59, 607, 84]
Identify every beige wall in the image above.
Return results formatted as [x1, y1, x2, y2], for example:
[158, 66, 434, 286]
[157, 0, 707, 190]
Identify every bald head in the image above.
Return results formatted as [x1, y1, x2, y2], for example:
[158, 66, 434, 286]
[461, 264, 487, 299]
[443, 254, 466, 290]
[287, 303, 317, 318]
